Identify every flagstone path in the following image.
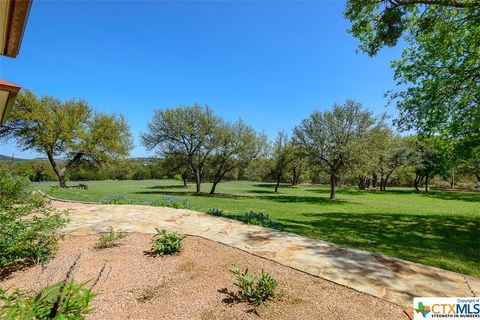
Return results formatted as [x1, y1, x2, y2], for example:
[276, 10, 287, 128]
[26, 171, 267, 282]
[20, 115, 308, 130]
[51, 200, 479, 311]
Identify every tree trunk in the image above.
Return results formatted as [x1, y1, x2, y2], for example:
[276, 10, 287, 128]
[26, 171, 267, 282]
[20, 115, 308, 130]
[58, 174, 67, 188]
[358, 176, 367, 190]
[194, 170, 201, 193]
[209, 180, 219, 195]
[181, 174, 187, 187]
[46, 151, 68, 188]
[329, 172, 337, 200]
[425, 175, 429, 193]
[274, 172, 281, 193]
[450, 169, 455, 188]
[476, 174, 480, 183]
[380, 177, 385, 191]
[382, 172, 393, 191]
[371, 173, 378, 188]
[210, 166, 235, 195]
[414, 174, 420, 191]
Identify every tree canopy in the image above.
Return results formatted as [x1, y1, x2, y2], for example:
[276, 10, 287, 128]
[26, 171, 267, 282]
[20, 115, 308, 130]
[294, 100, 384, 200]
[0, 90, 133, 187]
[141, 104, 221, 193]
[345, 0, 480, 147]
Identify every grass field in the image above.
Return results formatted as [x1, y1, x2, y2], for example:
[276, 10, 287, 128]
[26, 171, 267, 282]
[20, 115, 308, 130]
[38, 180, 480, 277]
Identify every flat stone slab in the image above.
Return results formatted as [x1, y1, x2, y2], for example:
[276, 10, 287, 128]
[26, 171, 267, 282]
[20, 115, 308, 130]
[52, 201, 479, 309]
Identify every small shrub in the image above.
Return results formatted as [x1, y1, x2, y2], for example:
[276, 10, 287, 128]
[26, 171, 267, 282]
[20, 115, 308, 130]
[231, 265, 278, 306]
[0, 170, 67, 268]
[151, 228, 185, 256]
[48, 184, 60, 194]
[99, 195, 191, 209]
[99, 194, 136, 205]
[206, 208, 224, 216]
[237, 211, 283, 229]
[0, 279, 95, 319]
[147, 196, 191, 209]
[77, 183, 88, 190]
[94, 227, 127, 249]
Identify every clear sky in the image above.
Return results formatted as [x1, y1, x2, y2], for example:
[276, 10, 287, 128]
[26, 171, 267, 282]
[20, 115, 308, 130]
[0, 0, 402, 158]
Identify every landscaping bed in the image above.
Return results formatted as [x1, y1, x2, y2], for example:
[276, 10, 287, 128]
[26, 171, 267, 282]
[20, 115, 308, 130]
[0, 233, 406, 319]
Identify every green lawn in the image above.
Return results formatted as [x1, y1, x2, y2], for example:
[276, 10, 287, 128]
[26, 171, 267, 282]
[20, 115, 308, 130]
[38, 180, 480, 276]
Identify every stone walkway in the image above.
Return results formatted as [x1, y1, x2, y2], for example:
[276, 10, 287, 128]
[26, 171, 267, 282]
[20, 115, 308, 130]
[52, 200, 479, 310]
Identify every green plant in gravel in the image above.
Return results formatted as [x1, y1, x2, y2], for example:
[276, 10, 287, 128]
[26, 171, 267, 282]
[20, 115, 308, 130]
[0, 170, 67, 268]
[231, 265, 278, 306]
[151, 228, 185, 256]
[0, 279, 95, 319]
[94, 227, 127, 249]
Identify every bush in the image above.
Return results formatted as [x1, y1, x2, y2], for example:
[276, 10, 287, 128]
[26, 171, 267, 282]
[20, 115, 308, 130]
[94, 227, 127, 249]
[0, 170, 67, 268]
[237, 211, 283, 229]
[204, 208, 283, 229]
[0, 279, 95, 319]
[205, 208, 224, 216]
[77, 183, 88, 190]
[231, 265, 278, 306]
[146, 196, 191, 209]
[99, 194, 135, 205]
[48, 184, 60, 194]
[151, 228, 185, 256]
[100, 194, 191, 209]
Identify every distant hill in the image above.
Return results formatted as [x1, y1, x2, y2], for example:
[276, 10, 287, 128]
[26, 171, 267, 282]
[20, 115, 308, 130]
[0, 154, 155, 162]
[0, 154, 28, 162]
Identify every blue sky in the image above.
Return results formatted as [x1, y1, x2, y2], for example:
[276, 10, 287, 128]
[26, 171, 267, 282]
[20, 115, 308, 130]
[0, 1, 402, 158]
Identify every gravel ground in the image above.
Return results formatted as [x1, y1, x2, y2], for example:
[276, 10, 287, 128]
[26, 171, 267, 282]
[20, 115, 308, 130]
[0, 233, 407, 320]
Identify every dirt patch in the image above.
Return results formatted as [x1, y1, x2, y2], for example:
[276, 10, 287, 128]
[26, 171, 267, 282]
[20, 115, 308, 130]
[0, 233, 407, 319]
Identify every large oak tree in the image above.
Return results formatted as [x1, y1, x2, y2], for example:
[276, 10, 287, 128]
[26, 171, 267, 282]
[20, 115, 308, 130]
[207, 120, 266, 195]
[141, 104, 220, 193]
[294, 100, 383, 200]
[0, 90, 133, 187]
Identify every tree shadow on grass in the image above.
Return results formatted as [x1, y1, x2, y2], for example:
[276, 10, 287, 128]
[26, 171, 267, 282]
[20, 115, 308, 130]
[278, 212, 480, 276]
[134, 190, 246, 199]
[307, 187, 480, 202]
[255, 195, 348, 205]
[135, 189, 350, 204]
[252, 183, 295, 189]
[146, 184, 189, 190]
[422, 190, 480, 202]
[307, 187, 417, 196]
[247, 189, 277, 194]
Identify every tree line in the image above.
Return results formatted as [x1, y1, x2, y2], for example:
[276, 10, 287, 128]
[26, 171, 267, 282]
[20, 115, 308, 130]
[1, 93, 478, 200]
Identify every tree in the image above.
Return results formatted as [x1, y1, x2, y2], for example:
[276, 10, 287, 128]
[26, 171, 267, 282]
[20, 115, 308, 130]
[411, 137, 448, 192]
[378, 135, 411, 191]
[294, 100, 382, 200]
[345, 0, 480, 148]
[141, 104, 220, 193]
[0, 90, 133, 187]
[271, 132, 297, 193]
[287, 157, 306, 186]
[207, 120, 266, 194]
[160, 154, 192, 187]
[348, 126, 390, 190]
